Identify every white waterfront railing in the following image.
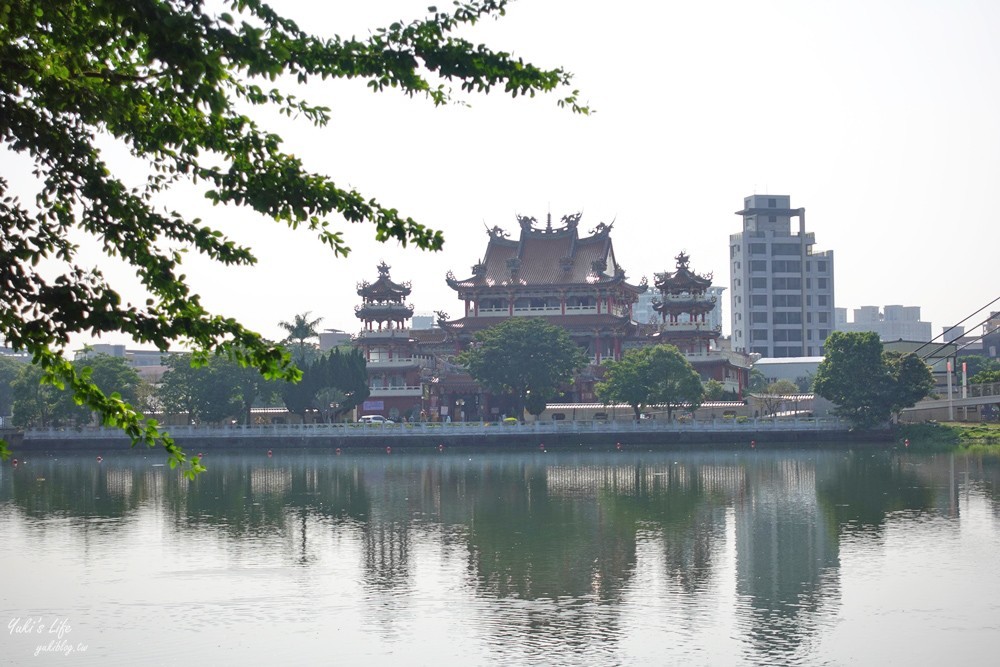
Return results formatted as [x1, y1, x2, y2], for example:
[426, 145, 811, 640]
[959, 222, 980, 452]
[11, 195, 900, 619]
[23, 417, 851, 440]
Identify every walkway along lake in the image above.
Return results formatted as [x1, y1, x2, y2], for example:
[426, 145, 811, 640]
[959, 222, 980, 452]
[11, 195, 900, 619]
[15, 417, 893, 452]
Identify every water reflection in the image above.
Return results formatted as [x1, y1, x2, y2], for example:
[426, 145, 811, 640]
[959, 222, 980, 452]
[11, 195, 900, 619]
[1, 448, 998, 664]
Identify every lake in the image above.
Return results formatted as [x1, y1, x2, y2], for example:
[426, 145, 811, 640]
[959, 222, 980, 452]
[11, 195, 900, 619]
[2, 446, 999, 665]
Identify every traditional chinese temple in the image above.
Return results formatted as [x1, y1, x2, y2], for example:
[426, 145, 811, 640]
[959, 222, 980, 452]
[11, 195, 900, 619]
[353, 262, 425, 420]
[351, 217, 751, 422]
[436, 212, 648, 403]
[653, 251, 750, 395]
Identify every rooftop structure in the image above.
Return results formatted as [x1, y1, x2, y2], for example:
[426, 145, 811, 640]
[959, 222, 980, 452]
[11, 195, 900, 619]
[730, 194, 835, 358]
[440, 213, 647, 368]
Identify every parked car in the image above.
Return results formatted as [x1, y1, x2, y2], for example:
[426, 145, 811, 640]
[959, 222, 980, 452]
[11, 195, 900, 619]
[358, 415, 393, 424]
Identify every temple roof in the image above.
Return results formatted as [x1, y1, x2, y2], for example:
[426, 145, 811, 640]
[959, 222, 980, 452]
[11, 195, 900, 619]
[654, 252, 713, 293]
[446, 213, 646, 293]
[357, 262, 412, 301]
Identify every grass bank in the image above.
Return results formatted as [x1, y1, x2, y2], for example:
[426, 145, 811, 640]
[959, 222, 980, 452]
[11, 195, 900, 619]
[898, 422, 1000, 453]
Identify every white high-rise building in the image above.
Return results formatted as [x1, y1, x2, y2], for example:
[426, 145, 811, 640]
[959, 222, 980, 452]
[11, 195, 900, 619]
[730, 195, 835, 358]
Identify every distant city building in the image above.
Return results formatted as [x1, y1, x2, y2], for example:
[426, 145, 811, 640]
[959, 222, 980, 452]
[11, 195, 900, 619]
[984, 312, 1000, 358]
[318, 329, 351, 350]
[73, 343, 175, 381]
[835, 305, 932, 342]
[730, 194, 835, 358]
[942, 325, 965, 344]
[410, 314, 437, 330]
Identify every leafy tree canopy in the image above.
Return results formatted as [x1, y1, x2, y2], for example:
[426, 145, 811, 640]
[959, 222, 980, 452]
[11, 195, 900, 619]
[279, 312, 323, 363]
[702, 379, 726, 402]
[597, 344, 702, 421]
[281, 347, 369, 422]
[814, 331, 934, 427]
[970, 369, 1000, 385]
[460, 318, 587, 420]
[754, 379, 799, 417]
[11, 353, 141, 428]
[0, 0, 586, 472]
[747, 367, 767, 393]
[961, 355, 1000, 379]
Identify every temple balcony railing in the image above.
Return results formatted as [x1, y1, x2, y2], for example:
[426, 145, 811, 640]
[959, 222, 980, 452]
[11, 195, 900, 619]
[512, 306, 568, 316]
[353, 328, 413, 340]
[658, 293, 715, 303]
[659, 321, 721, 333]
[475, 305, 602, 316]
[365, 357, 423, 369]
[683, 349, 754, 367]
[368, 385, 423, 397]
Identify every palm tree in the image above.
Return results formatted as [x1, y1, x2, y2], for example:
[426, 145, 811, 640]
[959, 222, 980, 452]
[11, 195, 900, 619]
[278, 312, 324, 361]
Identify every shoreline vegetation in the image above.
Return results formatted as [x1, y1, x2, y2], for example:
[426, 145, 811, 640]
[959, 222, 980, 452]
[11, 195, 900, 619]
[899, 422, 1000, 453]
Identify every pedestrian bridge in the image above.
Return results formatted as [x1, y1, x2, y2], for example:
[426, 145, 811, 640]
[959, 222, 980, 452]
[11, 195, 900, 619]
[902, 381, 1000, 421]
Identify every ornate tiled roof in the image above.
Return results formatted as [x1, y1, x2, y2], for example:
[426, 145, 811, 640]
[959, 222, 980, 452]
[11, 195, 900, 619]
[446, 213, 646, 293]
[654, 251, 713, 294]
[357, 261, 412, 301]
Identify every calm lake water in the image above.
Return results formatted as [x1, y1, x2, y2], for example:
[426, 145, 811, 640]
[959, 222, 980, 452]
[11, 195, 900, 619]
[2, 446, 999, 665]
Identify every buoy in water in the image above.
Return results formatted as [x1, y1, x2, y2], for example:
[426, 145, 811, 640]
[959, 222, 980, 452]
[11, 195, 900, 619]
[267, 449, 273, 457]
[616, 442, 623, 451]
[750, 440, 756, 449]
[438, 444, 445, 452]
[386, 446, 392, 454]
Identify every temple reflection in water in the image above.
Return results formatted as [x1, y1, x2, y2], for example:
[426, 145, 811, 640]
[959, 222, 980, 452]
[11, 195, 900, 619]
[1, 448, 987, 662]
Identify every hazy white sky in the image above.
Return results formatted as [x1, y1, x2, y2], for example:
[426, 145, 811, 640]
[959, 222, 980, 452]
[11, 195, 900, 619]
[6, 0, 1000, 347]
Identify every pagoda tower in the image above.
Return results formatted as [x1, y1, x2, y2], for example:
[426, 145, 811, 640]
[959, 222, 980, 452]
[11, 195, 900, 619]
[652, 251, 721, 355]
[353, 262, 424, 420]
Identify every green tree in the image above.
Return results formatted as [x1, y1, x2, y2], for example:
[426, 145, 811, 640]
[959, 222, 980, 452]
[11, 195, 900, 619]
[702, 379, 726, 402]
[961, 355, 1000, 379]
[158, 355, 205, 424]
[0, 356, 26, 420]
[0, 0, 585, 471]
[11, 354, 142, 428]
[278, 312, 324, 363]
[814, 332, 889, 427]
[883, 351, 935, 422]
[815, 332, 934, 427]
[281, 348, 369, 422]
[597, 345, 702, 421]
[755, 379, 799, 417]
[970, 369, 1000, 385]
[597, 350, 651, 419]
[10, 363, 61, 428]
[160, 353, 276, 425]
[645, 345, 704, 422]
[747, 367, 767, 393]
[460, 318, 587, 421]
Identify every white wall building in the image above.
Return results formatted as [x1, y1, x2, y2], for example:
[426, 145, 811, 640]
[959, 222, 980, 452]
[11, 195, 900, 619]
[835, 305, 932, 342]
[730, 195, 835, 358]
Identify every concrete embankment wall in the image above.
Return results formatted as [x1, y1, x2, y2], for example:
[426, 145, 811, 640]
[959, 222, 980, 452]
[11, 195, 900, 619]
[14, 427, 893, 453]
